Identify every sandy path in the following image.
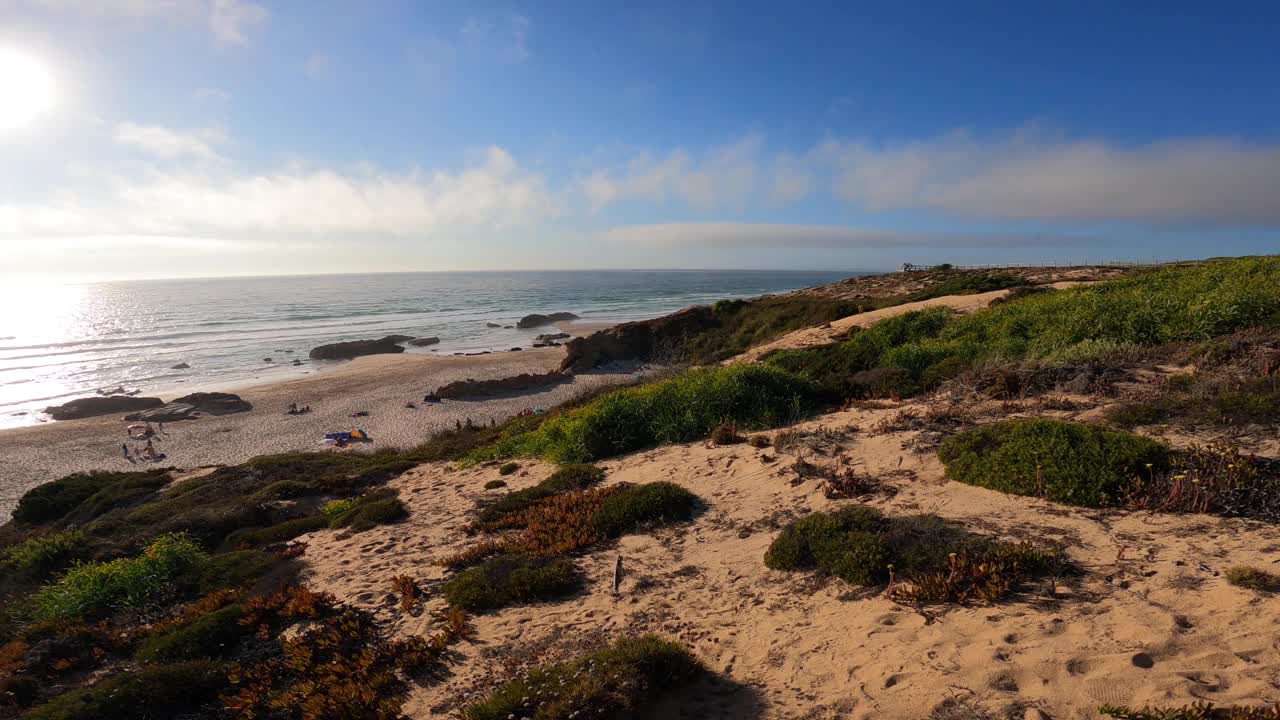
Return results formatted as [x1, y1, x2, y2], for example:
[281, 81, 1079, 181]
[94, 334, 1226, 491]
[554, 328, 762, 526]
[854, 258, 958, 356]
[301, 397, 1280, 719]
[0, 349, 639, 519]
[731, 282, 1091, 364]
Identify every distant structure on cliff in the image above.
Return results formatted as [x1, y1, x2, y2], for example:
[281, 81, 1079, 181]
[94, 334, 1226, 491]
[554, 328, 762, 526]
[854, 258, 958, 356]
[898, 263, 954, 272]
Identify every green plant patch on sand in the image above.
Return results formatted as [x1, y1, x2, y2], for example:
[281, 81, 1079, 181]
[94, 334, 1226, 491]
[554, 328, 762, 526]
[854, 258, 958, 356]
[476, 464, 606, 526]
[20, 660, 227, 720]
[461, 635, 705, 720]
[1226, 566, 1280, 593]
[679, 295, 863, 363]
[29, 533, 208, 620]
[477, 363, 822, 463]
[764, 507, 1069, 604]
[134, 603, 246, 663]
[327, 487, 408, 531]
[766, 257, 1280, 399]
[938, 419, 1171, 508]
[1099, 702, 1280, 720]
[442, 554, 581, 613]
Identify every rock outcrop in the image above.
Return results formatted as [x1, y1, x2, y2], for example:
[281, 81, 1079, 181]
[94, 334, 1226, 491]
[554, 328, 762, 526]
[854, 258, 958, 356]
[516, 312, 579, 329]
[559, 305, 717, 372]
[45, 396, 164, 421]
[124, 392, 252, 422]
[486, 322, 502, 328]
[309, 336, 408, 360]
[535, 332, 570, 343]
[407, 337, 440, 347]
[170, 362, 190, 370]
[431, 370, 569, 399]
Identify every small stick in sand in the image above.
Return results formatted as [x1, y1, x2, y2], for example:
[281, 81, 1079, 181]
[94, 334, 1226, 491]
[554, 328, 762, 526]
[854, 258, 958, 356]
[612, 555, 623, 595]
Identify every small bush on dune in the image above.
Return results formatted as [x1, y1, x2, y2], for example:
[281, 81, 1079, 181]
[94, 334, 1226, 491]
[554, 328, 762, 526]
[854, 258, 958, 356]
[1227, 566, 1280, 593]
[498, 462, 519, 476]
[20, 660, 226, 720]
[30, 533, 207, 620]
[223, 516, 327, 549]
[442, 555, 581, 613]
[248, 480, 314, 504]
[765, 507, 1066, 604]
[482, 364, 821, 463]
[1099, 703, 1280, 720]
[135, 603, 246, 662]
[1, 531, 86, 581]
[196, 549, 291, 594]
[461, 634, 704, 720]
[476, 464, 605, 526]
[328, 488, 408, 531]
[591, 482, 700, 538]
[483, 479, 507, 489]
[938, 419, 1171, 508]
[12, 470, 171, 525]
[320, 498, 353, 519]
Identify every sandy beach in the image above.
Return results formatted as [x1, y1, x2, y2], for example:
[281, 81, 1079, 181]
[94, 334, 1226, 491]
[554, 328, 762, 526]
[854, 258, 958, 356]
[0, 345, 638, 520]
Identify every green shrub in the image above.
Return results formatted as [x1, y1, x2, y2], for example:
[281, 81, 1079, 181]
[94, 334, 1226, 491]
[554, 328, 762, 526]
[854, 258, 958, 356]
[680, 295, 862, 363]
[766, 258, 1280, 399]
[135, 604, 246, 662]
[442, 554, 581, 613]
[328, 488, 407, 531]
[483, 363, 821, 463]
[12, 470, 170, 525]
[764, 506, 889, 584]
[483, 479, 507, 490]
[498, 462, 519, 476]
[1226, 566, 1280, 592]
[197, 549, 286, 594]
[764, 508, 1067, 603]
[320, 499, 353, 519]
[590, 482, 699, 538]
[1099, 703, 1280, 720]
[29, 533, 208, 620]
[476, 464, 606, 525]
[1, 531, 86, 580]
[223, 516, 327, 549]
[21, 660, 225, 720]
[248, 480, 313, 504]
[938, 419, 1171, 507]
[461, 635, 704, 720]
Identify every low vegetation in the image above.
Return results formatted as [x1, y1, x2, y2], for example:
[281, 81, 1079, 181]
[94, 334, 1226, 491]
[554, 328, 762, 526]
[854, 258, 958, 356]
[476, 463, 606, 526]
[21, 660, 227, 720]
[326, 487, 408, 531]
[475, 363, 822, 463]
[442, 554, 581, 612]
[445, 481, 701, 568]
[938, 419, 1171, 508]
[678, 295, 863, 363]
[461, 635, 705, 720]
[1106, 376, 1279, 429]
[134, 603, 245, 663]
[765, 507, 1068, 604]
[29, 533, 208, 620]
[766, 257, 1280, 399]
[1226, 566, 1280, 593]
[1099, 703, 1280, 720]
[0, 530, 86, 581]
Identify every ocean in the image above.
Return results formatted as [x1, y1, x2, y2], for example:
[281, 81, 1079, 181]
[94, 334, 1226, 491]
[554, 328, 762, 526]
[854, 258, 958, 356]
[0, 269, 860, 429]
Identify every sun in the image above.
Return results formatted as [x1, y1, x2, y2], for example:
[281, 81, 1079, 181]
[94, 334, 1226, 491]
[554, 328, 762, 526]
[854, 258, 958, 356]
[0, 48, 55, 133]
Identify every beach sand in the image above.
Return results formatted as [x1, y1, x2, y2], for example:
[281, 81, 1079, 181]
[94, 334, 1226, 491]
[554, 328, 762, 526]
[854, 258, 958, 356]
[301, 396, 1280, 719]
[0, 348, 637, 519]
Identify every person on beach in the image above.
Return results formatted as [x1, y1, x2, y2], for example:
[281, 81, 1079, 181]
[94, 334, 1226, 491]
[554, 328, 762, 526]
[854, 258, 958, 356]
[158, 422, 164, 434]
[121, 443, 129, 458]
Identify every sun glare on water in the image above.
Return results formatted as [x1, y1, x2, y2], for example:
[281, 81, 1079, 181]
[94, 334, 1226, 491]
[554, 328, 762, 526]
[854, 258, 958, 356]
[0, 47, 56, 133]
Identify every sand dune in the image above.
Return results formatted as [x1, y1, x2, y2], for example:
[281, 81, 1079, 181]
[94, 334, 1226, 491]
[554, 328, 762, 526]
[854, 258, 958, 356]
[300, 395, 1280, 719]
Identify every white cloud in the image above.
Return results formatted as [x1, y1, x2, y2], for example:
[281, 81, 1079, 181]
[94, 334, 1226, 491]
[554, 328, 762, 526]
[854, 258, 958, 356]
[26, 0, 268, 45]
[113, 123, 226, 160]
[461, 14, 530, 64]
[817, 132, 1280, 224]
[0, 146, 554, 239]
[304, 52, 332, 79]
[581, 135, 763, 210]
[600, 222, 1102, 249]
[208, 0, 268, 44]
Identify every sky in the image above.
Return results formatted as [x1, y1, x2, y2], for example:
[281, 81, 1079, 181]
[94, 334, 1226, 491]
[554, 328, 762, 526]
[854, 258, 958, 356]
[0, 1, 1278, 281]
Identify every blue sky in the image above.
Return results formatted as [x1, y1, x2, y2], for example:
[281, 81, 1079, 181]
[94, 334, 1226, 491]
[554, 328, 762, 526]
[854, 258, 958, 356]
[1, 1, 1277, 280]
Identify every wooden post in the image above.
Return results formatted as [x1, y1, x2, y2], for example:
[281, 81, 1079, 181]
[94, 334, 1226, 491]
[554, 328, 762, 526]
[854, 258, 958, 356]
[612, 555, 623, 595]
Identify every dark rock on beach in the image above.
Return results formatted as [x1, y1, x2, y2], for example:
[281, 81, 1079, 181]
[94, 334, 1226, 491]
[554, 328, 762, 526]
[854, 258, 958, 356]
[45, 396, 164, 421]
[408, 337, 440, 347]
[486, 322, 502, 328]
[560, 305, 717, 372]
[516, 312, 579, 329]
[431, 370, 568, 399]
[124, 392, 252, 422]
[309, 335, 408, 360]
[170, 362, 190, 369]
[535, 332, 571, 343]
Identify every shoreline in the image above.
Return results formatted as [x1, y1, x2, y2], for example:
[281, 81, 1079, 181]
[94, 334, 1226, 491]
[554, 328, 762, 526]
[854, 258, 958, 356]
[0, 345, 639, 520]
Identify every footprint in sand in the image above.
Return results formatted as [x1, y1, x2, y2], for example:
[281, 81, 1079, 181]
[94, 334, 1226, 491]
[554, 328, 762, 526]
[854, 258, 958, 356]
[1086, 677, 1140, 706]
